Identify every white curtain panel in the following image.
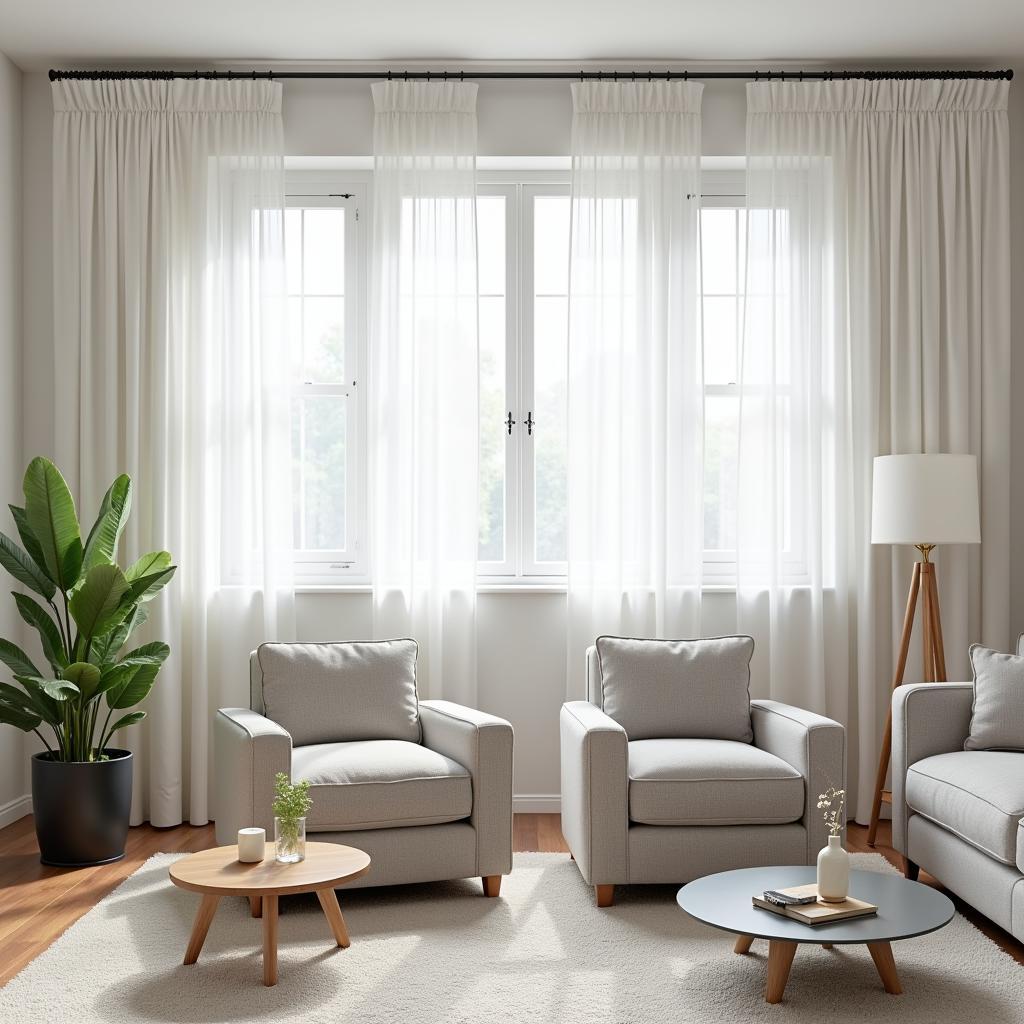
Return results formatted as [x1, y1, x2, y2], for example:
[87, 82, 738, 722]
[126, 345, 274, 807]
[566, 81, 704, 692]
[52, 80, 294, 826]
[369, 82, 479, 704]
[739, 79, 1010, 821]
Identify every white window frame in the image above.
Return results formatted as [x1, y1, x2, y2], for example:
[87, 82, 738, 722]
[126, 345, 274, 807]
[476, 172, 571, 584]
[286, 171, 370, 583]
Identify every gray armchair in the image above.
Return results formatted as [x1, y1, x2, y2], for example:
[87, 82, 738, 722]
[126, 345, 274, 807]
[561, 640, 846, 906]
[215, 640, 514, 896]
[892, 681, 1024, 942]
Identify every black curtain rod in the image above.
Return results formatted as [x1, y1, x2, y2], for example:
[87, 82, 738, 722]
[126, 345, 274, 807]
[48, 67, 1013, 83]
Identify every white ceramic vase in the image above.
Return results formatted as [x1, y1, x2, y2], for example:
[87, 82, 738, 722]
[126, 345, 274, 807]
[816, 834, 850, 903]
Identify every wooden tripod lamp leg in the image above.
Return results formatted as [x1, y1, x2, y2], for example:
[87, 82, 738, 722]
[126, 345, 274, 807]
[868, 561, 921, 847]
[926, 565, 947, 682]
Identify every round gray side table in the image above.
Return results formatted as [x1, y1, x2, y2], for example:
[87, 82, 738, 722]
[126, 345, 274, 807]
[676, 866, 954, 1004]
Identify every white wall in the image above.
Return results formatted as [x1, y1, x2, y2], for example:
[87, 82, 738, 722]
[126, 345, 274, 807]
[0, 52, 26, 827]
[14, 65, 1024, 818]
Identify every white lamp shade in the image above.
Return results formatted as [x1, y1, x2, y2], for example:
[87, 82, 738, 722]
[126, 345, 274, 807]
[871, 454, 981, 546]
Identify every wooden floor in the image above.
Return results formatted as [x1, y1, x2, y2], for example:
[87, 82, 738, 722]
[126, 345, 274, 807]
[1, 814, 1021, 987]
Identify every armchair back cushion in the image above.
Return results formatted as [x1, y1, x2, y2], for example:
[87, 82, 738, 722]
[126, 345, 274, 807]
[594, 635, 754, 742]
[965, 644, 1024, 752]
[254, 640, 420, 746]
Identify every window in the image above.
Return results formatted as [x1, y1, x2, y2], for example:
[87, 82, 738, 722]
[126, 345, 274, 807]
[284, 168, 751, 588]
[477, 181, 570, 580]
[700, 200, 745, 581]
[285, 182, 367, 581]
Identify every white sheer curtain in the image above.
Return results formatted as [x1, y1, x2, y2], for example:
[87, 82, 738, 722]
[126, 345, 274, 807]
[52, 79, 294, 826]
[566, 81, 704, 691]
[370, 82, 479, 705]
[738, 79, 1010, 821]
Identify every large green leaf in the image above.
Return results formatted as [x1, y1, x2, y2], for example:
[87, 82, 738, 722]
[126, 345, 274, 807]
[0, 638, 43, 678]
[82, 475, 133, 572]
[12, 675, 63, 724]
[62, 661, 102, 702]
[89, 603, 148, 666]
[9, 505, 54, 587]
[105, 710, 146, 735]
[69, 564, 129, 641]
[0, 681, 41, 716]
[0, 531, 56, 600]
[13, 593, 67, 672]
[122, 553, 176, 605]
[105, 660, 162, 710]
[23, 458, 84, 593]
[0, 698, 42, 732]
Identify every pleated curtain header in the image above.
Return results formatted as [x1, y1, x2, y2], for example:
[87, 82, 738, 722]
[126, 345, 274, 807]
[371, 81, 478, 114]
[51, 79, 283, 113]
[747, 78, 1009, 114]
[571, 80, 704, 114]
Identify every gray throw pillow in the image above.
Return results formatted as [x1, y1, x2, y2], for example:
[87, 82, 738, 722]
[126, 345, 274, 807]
[256, 640, 420, 746]
[965, 644, 1024, 752]
[595, 635, 754, 742]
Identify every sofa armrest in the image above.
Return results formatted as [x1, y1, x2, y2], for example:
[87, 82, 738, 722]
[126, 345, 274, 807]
[751, 700, 846, 864]
[419, 700, 514, 878]
[213, 708, 292, 845]
[559, 701, 628, 885]
[891, 682, 973, 856]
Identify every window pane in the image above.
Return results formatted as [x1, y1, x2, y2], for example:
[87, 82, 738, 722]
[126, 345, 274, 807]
[534, 195, 570, 295]
[703, 394, 738, 552]
[303, 208, 345, 294]
[293, 396, 347, 551]
[285, 208, 302, 294]
[701, 208, 737, 294]
[479, 296, 506, 563]
[702, 295, 737, 386]
[477, 195, 506, 296]
[534, 295, 568, 563]
[302, 297, 345, 382]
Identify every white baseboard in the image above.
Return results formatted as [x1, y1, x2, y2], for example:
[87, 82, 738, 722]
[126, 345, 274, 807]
[513, 794, 561, 814]
[0, 793, 31, 829]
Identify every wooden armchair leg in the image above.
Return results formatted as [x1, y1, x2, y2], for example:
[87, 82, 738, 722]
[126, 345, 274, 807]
[482, 875, 502, 897]
[595, 884, 614, 908]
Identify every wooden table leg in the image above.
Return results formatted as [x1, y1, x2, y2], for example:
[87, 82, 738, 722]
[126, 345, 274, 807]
[249, 895, 262, 918]
[317, 887, 351, 948]
[183, 894, 220, 965]
[262, 894, 279, 987]
[765, 940, 798, 1004]
[867, 941, 902, 995]
[734, 934, 754, 954]
[821, 943, 833, 950]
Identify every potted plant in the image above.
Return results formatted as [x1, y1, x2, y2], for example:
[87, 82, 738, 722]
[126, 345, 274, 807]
[0, 457, 175, 866]
[272, 772, 312, 864]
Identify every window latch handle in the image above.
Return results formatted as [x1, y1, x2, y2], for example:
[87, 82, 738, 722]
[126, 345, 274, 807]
[505, 412, 516, 435]
[525, 412, 534, 436]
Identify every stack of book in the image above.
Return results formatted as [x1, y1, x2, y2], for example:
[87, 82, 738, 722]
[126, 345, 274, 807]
[752, 884, 877, 926]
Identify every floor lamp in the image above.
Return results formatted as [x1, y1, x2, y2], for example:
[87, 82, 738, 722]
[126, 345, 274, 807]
[866, 454, 981, 847]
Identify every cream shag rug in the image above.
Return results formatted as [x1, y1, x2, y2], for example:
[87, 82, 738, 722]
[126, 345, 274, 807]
[1, 852, 1020, 1023]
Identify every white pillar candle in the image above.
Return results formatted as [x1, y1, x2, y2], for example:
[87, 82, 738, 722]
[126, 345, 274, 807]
[237, 827, 266, 863]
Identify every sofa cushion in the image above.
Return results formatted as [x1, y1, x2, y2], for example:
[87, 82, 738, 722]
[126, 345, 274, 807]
[292, 739, 472, 832]
[627, 738, 804, 826]
[256, 640, 420, 746]
[906, 750, 1024, 865]
[965, 644, 1024, 752]
[596, 635, 754, 742]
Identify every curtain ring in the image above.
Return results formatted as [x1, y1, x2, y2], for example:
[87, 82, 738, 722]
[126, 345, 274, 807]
[387, 70, 391, 81]
[647, 69, 652, 82]
[460, 70, 464, 82]
[684, 70, 689, 82]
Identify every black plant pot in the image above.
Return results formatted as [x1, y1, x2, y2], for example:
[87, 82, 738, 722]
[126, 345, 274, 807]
[31, 750, 133, 867]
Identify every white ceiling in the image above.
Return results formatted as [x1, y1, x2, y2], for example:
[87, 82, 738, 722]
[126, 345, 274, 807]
[1, 0, 1022, 71]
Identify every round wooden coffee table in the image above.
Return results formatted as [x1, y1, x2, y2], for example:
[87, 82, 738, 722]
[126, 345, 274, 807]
[169, 841, 371, 986]
[677, 866, 954, 1004]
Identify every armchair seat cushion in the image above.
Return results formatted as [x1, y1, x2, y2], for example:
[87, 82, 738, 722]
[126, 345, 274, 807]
[906, 750, 1024, 865]
[292, 740, 472, 832]
[627, 738, 804, 826]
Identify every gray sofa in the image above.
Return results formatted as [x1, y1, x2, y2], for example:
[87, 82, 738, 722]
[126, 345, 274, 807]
[892, 681, 1024, 942]
[214, 640, 514, 896]
[561, 642, 846, 906]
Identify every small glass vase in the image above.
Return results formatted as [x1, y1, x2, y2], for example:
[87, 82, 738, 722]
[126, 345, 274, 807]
[275, 816, 306, 864]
